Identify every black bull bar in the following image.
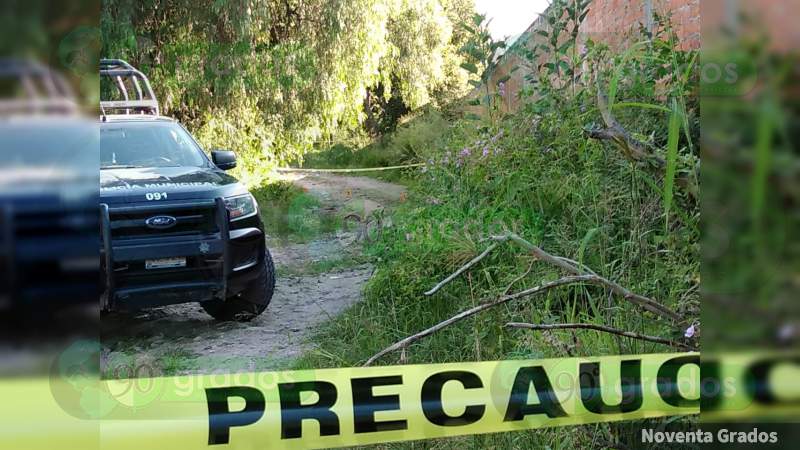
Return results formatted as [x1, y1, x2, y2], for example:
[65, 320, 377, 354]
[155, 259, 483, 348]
[99, 197, 232, 311]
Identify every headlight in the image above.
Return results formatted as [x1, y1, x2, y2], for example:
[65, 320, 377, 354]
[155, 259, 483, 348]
[224, 193, 258, 221]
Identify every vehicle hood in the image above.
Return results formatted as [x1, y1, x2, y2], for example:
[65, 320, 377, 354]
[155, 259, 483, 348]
[100, 166, 244, 204]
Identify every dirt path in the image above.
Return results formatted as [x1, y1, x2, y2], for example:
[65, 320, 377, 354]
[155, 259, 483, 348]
[101, 172, 406, 377]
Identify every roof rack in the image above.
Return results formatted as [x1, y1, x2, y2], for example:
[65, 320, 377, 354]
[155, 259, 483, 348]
[100, 59, 160, 116]
[0, 59, 79, 116]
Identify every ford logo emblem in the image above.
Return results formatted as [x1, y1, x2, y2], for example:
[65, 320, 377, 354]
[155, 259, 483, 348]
[145, 215, 177, 229]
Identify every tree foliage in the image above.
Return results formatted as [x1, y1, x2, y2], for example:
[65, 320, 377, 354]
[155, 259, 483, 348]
[459, 13, 507, 123]
[101, 0, 476, 178]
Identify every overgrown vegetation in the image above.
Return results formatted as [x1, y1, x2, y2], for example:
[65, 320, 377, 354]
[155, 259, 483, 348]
[101, 0, 477, 184]
[701, 31, 800, 350]
[102, 0, 701, 446]
[298, 108, 451, 182]
[293, 6, 699, 448]
[251, 180, 340, 242]
[458, 13, 509, 122]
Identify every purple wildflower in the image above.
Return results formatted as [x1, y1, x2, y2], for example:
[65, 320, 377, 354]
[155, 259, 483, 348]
[482, 147, 490, 158]
[460, 147, 471, 157]
[684, 324, 696, 338]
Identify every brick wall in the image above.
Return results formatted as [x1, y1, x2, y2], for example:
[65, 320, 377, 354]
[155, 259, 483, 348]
[578, 0, 700, 51]
[702, 0, 800, 52]
[475, 0, 700, 114]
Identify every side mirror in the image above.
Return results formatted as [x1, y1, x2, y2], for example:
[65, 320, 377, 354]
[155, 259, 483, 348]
[211, 150, 237, 171]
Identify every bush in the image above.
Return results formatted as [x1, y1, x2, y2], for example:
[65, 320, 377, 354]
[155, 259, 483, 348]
[298, 109, 451, 184]
[251, 180, 339, 242]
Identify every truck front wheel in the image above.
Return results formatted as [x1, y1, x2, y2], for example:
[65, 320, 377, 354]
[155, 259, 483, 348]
[201, 248, 276, 321]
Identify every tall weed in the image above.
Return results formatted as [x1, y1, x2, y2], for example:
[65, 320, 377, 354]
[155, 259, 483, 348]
[663, 99, 682, 230]
[294, 9, 699, 449]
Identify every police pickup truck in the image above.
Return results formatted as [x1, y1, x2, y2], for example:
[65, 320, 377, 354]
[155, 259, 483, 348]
[99, 59, 274, 320]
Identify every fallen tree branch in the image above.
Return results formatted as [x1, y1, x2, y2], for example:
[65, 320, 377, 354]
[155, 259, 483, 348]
[425, 242, 499, 296]
[506, 322, 694, 350]
[426, 232, 680, 321]
[364, 275, 594, 366]
[586, 82, 698, 200]
[490, 233, 681, 322]
[597, 90, 662, 166]
[590, 86, 665, 168]
[556, 256, 597, 275]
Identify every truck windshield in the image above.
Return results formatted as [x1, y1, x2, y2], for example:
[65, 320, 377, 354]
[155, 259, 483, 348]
[100, 122, 207, 169]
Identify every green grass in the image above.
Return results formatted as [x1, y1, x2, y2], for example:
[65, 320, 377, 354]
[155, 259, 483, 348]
[103, 343, 199, 378]
[663, 99, 682, 232]
[297, 109, 450, 183]
[290, 76, 698, 448]
[159, 347, 197, 375]
[251, 181, 341, 242]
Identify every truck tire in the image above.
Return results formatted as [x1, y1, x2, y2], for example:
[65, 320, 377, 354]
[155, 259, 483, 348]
[201, 248, 276, 321]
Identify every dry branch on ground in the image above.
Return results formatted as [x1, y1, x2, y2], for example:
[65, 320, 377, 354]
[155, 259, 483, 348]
[505, 322, 695, 350]
[363, 275, 594, 366]
[364, 232, 687, 366]
[427, 232, 681, 322]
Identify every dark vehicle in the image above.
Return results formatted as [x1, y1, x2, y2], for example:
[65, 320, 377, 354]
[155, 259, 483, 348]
[99, 59, 274, 320]
[0, 59, 98, 314]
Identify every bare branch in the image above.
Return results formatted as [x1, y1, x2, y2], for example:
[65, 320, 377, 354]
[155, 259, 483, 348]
[504, 259, 535, 295]
[490, 233, 681, 322]
[424, 242, 499, 296]
[364, 275, 594, 366]
[506, 322, 694, 350]
[423, 231, 680, 321]
[587, 82, 698, 200]
[591, 84, 665, 168]
[490, 233, 582, 272]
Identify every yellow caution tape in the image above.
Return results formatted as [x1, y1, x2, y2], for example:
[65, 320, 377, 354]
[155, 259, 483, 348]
[2, 351, 797, 450]
[1, 352, 697, 449]
[700, 351, 800, 421]
[275, 163, 425, 173]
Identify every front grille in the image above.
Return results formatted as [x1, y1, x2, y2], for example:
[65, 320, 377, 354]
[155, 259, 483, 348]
[13, 208, 98, 241]
[108, 202, 218, 240]
[101, 199, 229, 306]
[113, 256, 220, 289]
[2, 203, 98, 303]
